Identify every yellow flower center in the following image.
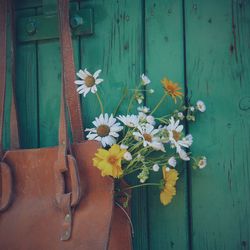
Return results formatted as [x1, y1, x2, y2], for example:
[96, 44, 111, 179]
[97, 125, 110, 137]
[143, 133, 152, 142]
[173, 130, 180, 141]
[85, 75, 95, 87]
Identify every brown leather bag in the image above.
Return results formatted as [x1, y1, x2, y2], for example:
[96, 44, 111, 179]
[0, 0, 132, 249]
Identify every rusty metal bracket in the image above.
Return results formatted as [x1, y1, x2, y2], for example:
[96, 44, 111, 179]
[16, 6, 94, 43]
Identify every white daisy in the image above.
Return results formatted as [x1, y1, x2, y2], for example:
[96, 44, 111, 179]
[196, 100, 206, 112]
[177, 148, 190, 161]
[75, 69, 103, 97]
[141, 74, 151, 85]
[168, 157, 176, 167]
[166, 117, 191, 161]
[117, 115, 139, 128]
[198, 156, 207, 169]
[137, 106, 150, 113]
[133, 124, 165, 152]
[85, 113, 123, 147]
[178, 134, 193, 148]
[146, 115, 155, 126]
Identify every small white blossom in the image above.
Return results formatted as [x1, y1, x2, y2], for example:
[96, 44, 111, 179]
[124, 152, 132, 161]
[196, 100, 206, 112]
[177, 112, 184, 120]
[137, 106, 150, 113]
[120, 144, 128, 150]
[168, 157, 177, 167]
[149, 89, 154, 94]
[198, 156, 207, 169]
[152, 164, 160, 172]
[137, 98, 143, 104]
[141, 74, 151, 85]
[190, 106, 195, 112]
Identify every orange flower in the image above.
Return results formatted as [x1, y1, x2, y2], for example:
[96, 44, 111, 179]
[160, 167, 179, 205]
[161, 78, 183, 103]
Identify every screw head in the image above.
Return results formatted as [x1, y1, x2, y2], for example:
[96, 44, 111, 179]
[70, 15, 83, 29]
[26, 21, 37, 35]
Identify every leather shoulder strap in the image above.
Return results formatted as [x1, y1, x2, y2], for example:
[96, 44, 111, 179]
[0, 0, 19, 156]
[0, 0, 8, 157]
[58, 0, 84, 143]
[9, 0, 20, 149]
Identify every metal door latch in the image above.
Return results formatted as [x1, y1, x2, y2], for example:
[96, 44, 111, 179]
[17, 2, 94, 43]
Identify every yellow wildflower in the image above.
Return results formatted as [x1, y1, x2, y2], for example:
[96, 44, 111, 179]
[161, 78, 183, 103]
[160, 167, 179, 206]
[93, 144, 126, 178]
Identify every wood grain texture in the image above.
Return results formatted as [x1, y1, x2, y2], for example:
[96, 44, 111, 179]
[15, 9, 38, 149]
[184, 0, 250, 249]
[145, 1, 189, 250]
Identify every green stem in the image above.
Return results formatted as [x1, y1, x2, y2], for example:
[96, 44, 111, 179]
[96, 92, 104, 114]
[122, 183, 160, 191]
[113, 87, 128, 116]
[150, 92, 167, 115]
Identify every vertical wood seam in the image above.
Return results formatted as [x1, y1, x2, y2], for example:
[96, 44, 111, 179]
[142, 0, 151, 248]
[182, 0, 193, 249]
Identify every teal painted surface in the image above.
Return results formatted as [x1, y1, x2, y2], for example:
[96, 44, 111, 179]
[2, 0, 250, 249]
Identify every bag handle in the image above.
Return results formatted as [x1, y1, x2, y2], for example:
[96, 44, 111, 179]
[0, 0, 17, 211]
[0, 0, 84, 159]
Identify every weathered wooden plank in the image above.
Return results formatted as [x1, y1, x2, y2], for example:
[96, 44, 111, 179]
[15, 9, 38, 149]
[37, 3, 80, 147]
[184, 0, 250, 249]
[79, 1, 147, 249]
[145, 1, 189, 249]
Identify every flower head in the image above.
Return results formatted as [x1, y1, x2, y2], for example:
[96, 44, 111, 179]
[137, 106, 150, 113]
[117, 115, 139, 128]
[75, 69, 103, 97]
[86, 113, 123, 147]
[123, 151, 132, 161]
[160, 168, 179, 206]
[166, 117, 191, 161]
[161, 78, 183, 103]
[141, 74, 151, 85]
[93, 144, 126, 178]
[152, 164, 160, 172]
[168, 157, 177, 167]
[196, 100, 206, 112]
[133, 124, 165, 152]
[198, 156, 207, 169]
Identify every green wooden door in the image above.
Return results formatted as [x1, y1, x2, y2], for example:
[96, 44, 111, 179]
[2, 0, 250, 249]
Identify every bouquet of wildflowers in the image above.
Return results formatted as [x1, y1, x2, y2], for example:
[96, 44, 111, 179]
[75, 69, 207, 206]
